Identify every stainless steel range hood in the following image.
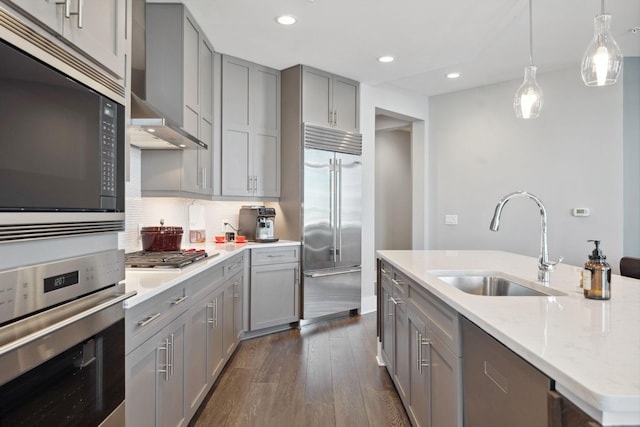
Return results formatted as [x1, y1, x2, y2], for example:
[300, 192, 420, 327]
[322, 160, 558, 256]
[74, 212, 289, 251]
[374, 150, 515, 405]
[129, 93, 206, 149]
[128, 0, 206, 150]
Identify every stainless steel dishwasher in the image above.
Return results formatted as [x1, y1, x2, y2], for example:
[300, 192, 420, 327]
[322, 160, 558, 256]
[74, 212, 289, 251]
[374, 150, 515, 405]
[461, 316, 552, 427]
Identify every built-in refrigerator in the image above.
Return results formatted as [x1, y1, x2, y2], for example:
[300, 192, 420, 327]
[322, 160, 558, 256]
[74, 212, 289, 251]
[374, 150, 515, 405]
[302, 126, 362, 319]
[279, 119, 363, 320]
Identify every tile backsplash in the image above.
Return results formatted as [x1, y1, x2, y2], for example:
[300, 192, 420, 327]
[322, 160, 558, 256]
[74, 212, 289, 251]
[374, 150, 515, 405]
[119, 147, 281, 253]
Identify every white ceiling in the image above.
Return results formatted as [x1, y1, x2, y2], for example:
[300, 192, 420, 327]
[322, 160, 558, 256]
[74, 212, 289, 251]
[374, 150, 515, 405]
[167, 0, 639, 96]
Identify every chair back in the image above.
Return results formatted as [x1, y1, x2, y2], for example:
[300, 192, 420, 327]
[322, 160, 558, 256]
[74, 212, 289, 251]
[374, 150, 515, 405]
[620, 257, 640, 280]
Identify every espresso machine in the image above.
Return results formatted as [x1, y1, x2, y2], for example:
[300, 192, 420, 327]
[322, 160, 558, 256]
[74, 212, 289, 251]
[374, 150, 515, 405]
[238, 206, 279, 243]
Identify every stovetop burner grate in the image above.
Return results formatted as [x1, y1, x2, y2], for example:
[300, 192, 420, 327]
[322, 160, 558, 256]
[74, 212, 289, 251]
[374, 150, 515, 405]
[125, 250, 209, 268]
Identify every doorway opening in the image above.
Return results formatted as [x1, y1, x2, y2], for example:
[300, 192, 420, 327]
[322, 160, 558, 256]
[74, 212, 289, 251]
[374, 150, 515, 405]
[375, 111, 414, 251]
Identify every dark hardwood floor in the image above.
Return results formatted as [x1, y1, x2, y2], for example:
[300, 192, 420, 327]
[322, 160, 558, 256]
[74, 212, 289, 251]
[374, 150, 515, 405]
[191, 312, 410, 427]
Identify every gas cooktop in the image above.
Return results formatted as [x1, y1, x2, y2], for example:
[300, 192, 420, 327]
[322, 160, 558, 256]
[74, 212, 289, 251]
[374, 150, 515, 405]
[125, 249, 213, 269]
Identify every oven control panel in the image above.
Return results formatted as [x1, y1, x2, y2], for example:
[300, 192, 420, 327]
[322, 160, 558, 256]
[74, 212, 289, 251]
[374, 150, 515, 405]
[0, 250, 124, 325]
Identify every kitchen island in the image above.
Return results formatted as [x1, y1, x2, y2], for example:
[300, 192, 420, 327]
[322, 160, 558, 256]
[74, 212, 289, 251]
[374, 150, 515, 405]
[377, 250, 640, 426]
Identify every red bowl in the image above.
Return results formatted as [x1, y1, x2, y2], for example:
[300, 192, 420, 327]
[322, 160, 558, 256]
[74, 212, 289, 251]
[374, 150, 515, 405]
[141, 226, 183, 251]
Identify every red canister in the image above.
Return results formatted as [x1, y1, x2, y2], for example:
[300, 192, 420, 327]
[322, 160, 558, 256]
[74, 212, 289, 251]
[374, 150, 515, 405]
[141, 223, 183, 251]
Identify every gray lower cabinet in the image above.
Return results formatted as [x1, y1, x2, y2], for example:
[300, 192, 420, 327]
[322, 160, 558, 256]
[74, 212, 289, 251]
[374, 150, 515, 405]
[378, 259, 463, 427]
[127, 311, 188, 427]
[249, 246, 299, 330]
[126, 254, 246, 427]
[185, 283, 224, 419]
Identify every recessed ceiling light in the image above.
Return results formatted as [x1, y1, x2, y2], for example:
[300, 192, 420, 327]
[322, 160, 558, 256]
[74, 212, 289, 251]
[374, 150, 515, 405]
[276, 15, 296, 25]
[378, 56, 394, 63]
[446, 72, 461, 79]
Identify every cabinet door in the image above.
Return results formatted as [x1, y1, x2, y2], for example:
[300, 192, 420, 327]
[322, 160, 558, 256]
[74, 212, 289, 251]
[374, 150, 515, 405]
[208, 292, 225, 381]
[394, 297, 409, 403]
[408, 310, 430, 427]
[332, 76, 359, 132]
[185, 294, 210, 417]
[380, 281, 394, 369]
[231, 275, 243, 341]
[62, 0, 127, 78]
[221, 129, 251, 196]
[222, 56, 251, 196]
[253, 66, 280, 197]
[250, 262, 299, 330]
[430, 337, 460, 427]
[302, 67, 332, 128]
[8, 0, 64, 33]
[182, 12, 200, 137]
[222, 280, 236, 358]
[126, 329, 162, 427]
[253, 132, 279, 197]
[157, 313, 187, 427]
[200, 38, 214, 123]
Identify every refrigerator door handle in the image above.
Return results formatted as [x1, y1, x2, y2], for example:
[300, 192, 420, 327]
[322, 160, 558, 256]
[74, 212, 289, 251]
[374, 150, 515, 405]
[336, 158, 343, 263]
[330, 157, 337, 263]
[305, 268, 361, 278]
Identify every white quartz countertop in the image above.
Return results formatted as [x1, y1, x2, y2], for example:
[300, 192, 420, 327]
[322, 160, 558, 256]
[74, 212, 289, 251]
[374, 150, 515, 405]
[376, 250, 640, 426]
[122, 240, 300, 309]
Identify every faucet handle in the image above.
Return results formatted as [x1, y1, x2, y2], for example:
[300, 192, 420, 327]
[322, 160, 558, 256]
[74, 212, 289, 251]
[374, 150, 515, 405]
[542, 256, 563, 271]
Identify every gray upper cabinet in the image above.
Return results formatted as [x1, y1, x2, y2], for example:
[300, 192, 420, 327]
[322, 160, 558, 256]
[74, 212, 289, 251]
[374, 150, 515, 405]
[222, 55, 280, 198]
[302, 66, 359, 133]
[146, 3, 204, 136]
[7, 0, 127, 79]
[141, 3, 213, 198]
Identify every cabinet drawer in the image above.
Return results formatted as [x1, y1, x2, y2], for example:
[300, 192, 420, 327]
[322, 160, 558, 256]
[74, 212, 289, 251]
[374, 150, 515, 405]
[408, 282, 460, 355]
[391, 269, 408, 296]
[251, 246, 299, 266]
[125, 286, 189, 353]
[225, 253, 245, 277]
[189, 264, 225, 298]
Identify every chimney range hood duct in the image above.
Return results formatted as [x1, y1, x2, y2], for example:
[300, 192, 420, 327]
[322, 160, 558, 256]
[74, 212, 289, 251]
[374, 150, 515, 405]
[129, 0, 206, 150]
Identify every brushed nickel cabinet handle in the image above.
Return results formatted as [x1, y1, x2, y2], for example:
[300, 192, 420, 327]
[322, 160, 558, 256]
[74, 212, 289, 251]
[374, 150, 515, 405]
[171, 295, 188, 305]
[138, 312, 161, 327]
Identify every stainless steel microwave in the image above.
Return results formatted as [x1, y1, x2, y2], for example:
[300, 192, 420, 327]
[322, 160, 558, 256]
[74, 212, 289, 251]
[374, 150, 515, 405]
[0, 38, 125, 242]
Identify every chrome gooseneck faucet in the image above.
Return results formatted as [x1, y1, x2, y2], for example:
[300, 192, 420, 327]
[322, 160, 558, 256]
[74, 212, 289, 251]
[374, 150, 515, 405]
[489, 191, 562, 283]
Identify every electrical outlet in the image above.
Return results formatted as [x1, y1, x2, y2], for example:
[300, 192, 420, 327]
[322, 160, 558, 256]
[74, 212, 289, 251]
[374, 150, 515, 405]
[221, 219, 228, 231]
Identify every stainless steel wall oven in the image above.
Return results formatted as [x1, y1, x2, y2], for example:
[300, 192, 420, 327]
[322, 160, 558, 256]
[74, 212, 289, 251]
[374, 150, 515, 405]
[0, 251, 134, 426]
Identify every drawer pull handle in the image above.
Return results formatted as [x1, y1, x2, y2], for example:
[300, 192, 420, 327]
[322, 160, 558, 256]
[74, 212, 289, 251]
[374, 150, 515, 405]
[392, 279, 403, 286]
[171, 295, 188, 305]
[389, 296, 404, 305]
[484, 361, 509, 393]
[267, 254, 285, 257]
[138, 312, 161, 327]
[380, 268, 389, 275]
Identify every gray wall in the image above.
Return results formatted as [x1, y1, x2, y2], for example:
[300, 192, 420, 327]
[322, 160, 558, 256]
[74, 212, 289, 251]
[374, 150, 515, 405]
[623, 57, 640, 258]
[428, 65, 626, 272]
[375, 129, 412, 251]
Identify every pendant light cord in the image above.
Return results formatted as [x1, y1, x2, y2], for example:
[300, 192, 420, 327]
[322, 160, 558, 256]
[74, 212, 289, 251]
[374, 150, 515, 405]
[528, 0, 534, 65]
[601, 0, 605, 14]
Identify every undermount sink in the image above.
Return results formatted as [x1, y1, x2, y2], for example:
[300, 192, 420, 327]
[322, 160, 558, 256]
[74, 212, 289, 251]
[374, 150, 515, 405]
[431, 271, 566, 297]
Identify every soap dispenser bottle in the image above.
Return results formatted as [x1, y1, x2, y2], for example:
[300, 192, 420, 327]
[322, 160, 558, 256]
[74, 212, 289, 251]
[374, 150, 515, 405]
[582, 240, 611, 300]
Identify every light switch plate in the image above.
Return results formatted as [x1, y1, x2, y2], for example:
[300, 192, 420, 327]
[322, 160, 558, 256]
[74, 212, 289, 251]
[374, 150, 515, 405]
[572, 208, 590, 217]
[445, 214, 458, 225]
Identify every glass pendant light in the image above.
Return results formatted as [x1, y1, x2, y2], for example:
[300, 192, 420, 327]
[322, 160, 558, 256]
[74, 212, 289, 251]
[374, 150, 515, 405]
[581, 0, 623, 86]
[514, 0, 543, 119]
